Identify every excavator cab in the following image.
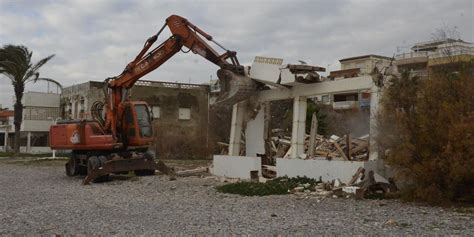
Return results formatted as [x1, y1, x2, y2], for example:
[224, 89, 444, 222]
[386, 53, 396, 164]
[121, 101, 153, 148]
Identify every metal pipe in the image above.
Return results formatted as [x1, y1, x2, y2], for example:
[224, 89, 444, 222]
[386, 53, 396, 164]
[211, 39, 228, 51]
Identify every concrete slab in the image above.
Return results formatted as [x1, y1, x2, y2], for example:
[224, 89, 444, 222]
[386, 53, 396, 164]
[245, 108, 265, 157]
[276, 158, 382, 183]
[212, 155, 261, 179]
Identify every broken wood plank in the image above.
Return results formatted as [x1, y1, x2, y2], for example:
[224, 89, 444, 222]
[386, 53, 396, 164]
[217, 142, 229, 147]
[270, 141, 277, 152]
[332, 142, 349, 160]
[348, 167, 365, 185]
[284, 146, 292, 158]
[308, 112, 318, 158]
[346, 134, 352, 160]
[315, 150, 339, 157]
[176, 167, 209, 177]
[278, 138, 291, 145]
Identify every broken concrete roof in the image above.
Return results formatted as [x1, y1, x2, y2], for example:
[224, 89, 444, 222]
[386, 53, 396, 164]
[339, 54, 392, 62]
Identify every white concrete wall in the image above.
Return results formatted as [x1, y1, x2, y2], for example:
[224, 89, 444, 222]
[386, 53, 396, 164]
[20, 146, 52, 154]
[276, 158, 381, 183]
[256, 76, 373, 102]
[212, 155, 261, 179]
[245, 108, 265, 157]
[22, 92, 60, 107]
[22, 120, 54, 132]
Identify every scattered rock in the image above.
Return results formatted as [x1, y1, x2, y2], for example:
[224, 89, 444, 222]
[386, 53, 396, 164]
[382, 219, 398, 226]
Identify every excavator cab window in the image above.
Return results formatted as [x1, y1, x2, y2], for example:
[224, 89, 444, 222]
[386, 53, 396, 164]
[135, 104, 152, 138]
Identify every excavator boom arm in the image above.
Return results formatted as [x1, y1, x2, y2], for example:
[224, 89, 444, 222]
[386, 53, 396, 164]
[109, 15, 240, 89]
[103, 15, 243, 137]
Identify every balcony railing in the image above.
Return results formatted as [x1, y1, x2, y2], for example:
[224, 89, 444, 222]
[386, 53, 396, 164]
[395, 51, 428, 60]
[410, 70, 428, 78]
[396, 47, 473, 60]
[429, 48, 474, 59]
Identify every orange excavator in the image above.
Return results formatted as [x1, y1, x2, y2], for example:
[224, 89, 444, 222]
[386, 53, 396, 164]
[49, 15, 256, 184]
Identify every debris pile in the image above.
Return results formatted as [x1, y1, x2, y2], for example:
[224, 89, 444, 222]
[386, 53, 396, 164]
[270, 130, 370, 161]
[290, 168, 398, 199]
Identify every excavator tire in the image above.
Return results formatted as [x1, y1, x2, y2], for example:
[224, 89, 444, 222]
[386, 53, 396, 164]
[87, 156, 110, 183]
[65, 155, 80, 177]
[134, 152, 156, 176]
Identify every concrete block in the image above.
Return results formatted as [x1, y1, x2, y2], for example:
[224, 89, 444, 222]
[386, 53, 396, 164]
[212, 155, 261, 179]
[245, 108, 265, 157]
[276, 158, 380, 183]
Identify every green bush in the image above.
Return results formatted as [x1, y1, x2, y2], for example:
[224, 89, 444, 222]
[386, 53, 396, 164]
[216, 176, 320, 196]
[376, 64, 474, 205]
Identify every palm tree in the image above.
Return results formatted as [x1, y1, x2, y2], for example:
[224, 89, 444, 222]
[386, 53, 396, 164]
[0, 45, 62, 154]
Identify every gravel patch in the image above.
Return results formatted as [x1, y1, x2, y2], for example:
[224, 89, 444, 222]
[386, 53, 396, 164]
[0, 163, 472, 235]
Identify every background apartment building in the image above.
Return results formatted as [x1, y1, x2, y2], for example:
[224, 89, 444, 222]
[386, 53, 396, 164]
[395, 39, 474, 77]
[0, 92, 60, 153]
[321, 54, 392, 111]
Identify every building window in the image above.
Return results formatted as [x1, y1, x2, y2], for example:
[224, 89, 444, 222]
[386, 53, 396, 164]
[152, 106, 160, 119]
[334, 93, 359, 102]
[23, 107, 60, 120]
[31, 132, 48, 147]
[178, 108, 191, 120]
[321, 95, 330, 104]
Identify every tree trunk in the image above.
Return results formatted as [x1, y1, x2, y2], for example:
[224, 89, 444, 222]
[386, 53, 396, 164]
[13, 85, 24, 154]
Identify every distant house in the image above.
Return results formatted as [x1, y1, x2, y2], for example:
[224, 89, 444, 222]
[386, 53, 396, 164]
[0, 91, 60, 153]
[322, 54, 391, 111]
[329, 54, 392, 80]
[395, 39, 474, 77]
[0, 109, 14, 152]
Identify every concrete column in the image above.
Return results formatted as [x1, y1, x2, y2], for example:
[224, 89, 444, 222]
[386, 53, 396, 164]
[229, 101, 247, 156]
[26, 131, 31, 153]
[245, 107, 265, 157]
[369, 84, 380, 160]
[291, 96, 307, 158]
[3, 132, 7, 152]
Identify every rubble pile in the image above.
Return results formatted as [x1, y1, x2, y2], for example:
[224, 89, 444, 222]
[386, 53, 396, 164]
[270, 130, 370, 161]
[290, 168, 398, 199]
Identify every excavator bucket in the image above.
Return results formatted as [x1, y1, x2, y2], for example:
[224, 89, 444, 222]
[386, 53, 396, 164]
[82, 153, 176, 185]
[215, 69, 258, 105]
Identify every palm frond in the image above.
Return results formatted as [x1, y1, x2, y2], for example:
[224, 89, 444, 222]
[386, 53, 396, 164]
[0, 61, 22, 80]
[24, 54, 54, 81]
[28, 77, 63, 90]
[30, 54, 55, 73]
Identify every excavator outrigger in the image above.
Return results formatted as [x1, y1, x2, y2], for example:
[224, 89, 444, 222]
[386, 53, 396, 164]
[50, 15, 256, 184]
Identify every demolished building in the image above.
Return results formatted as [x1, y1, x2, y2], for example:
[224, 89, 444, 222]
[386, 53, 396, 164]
[212, 55, 391, 183]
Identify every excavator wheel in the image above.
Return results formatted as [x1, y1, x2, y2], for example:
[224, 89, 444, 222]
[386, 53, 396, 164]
[134, 152, 156, 176]
[65, 155, 80, 177]
[87, 156, 110, 183]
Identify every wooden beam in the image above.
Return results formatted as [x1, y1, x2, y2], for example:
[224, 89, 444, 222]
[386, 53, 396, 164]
[333, 142, 348, 161]
[308, 112, 318, 158]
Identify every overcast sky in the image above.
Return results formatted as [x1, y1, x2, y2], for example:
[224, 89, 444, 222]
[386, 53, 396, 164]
[0, 0, 472, 108]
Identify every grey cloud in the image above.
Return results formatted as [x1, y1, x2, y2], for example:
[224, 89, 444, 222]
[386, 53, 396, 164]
[0, 0, 472, 107]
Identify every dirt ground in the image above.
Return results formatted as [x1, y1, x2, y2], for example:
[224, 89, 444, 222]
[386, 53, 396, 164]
[0, 157, 472, 235]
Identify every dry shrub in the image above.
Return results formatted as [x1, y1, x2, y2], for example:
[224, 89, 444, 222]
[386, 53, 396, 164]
[376, 64, 474, 205]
